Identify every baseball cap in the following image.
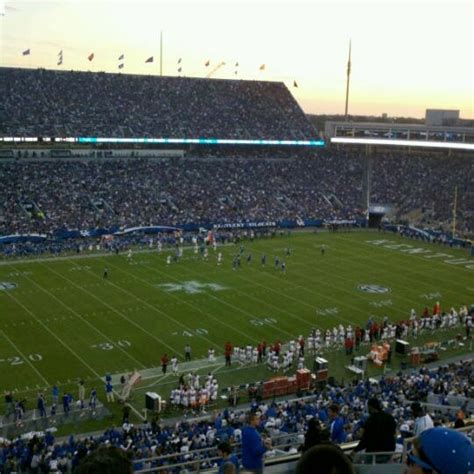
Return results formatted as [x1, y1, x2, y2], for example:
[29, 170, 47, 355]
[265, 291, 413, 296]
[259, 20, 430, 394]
[409, 427, 473, 474]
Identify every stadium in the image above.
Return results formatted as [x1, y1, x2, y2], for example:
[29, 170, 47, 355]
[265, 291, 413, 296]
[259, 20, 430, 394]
[1, 1, 473, 473]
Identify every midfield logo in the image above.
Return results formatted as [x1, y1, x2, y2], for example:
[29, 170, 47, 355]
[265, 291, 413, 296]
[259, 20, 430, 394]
[357, 284, 391, 294]
[0, 282, 17, 291]
[156, 280, 228, 294]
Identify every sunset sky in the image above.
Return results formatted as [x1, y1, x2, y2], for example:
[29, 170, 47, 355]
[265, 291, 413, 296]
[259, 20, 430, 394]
[1, 0, 472, 118]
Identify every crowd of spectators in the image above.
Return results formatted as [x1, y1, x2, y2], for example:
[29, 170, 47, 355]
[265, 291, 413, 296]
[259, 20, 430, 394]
[0, 67, 316, 141]
[0, 152, 366, 237]
[0, 359, 472, 472]
[1, 149, 472, 243]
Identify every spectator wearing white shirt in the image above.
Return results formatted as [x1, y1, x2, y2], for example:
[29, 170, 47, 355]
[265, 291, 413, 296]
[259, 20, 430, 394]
[411, 402, 434, 437]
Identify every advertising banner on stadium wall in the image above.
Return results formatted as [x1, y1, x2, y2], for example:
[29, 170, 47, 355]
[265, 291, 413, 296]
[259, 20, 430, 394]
[114, 226, 180, 235]
[0, 220, 366, 244]
[0, 234, 47, 244]
[53, 226, 120, 239]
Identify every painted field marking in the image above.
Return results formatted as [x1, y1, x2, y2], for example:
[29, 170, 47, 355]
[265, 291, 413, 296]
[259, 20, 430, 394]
[0, 330, 49, 385]
[37, 261, 178, 356]
[102, 258, 261, 345]
[10, 266, 146, 370]
[2, 289, 145, 419]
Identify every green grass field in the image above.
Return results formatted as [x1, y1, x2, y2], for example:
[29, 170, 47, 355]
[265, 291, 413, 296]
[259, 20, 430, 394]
[0, 230, 473, 432]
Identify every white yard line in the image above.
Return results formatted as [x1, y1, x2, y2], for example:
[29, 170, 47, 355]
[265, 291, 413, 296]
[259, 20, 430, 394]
[290, 238, 442, 311]
[97, 257, 261, 345]
[160, 247, 334, 332]
[105, 256, 259, 349]
[37, 260, 179, 356]
[0, 330, 50, 387]
[333, 235, 473, 291]
[3, 291, 146, 420]
[11, 265, 147, 370]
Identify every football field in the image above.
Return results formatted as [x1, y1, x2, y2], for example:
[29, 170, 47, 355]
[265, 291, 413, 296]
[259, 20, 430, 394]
[0, 230, 473, 411]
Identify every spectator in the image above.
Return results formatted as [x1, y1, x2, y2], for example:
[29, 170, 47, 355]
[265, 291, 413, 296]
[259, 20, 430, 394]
[411, 402, 434, 437]
[296, 444, 355, 474]
[328, 404, 346, 444]
[302, 417, 324, 452]
[217, 441, 240, 474]
[75, 446, 133, 474]
[242, 412, 269, 473]
[406, 427, 473, 474]
[354, 397, 396, 461]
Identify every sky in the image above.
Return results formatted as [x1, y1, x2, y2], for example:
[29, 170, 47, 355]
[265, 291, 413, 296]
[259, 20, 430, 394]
[0, 0, 472, 118]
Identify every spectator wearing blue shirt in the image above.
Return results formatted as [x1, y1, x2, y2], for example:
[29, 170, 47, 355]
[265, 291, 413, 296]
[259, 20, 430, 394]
[242, 412, 268, 473]
[217, 441, 240, 474]
[328, 404, 345, 444]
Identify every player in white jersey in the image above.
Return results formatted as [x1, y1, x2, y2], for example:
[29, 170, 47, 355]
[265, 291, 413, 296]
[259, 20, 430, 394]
[325, 330, 331, 348]
[166, 255, 171, 265]
[171, 356, 178, 375]
[189, 387, 197, 408]
[157, 241, 163, 253]
[203, 247, 209, 260]
[307, 336, 314, 353]
[297, 356, 305, 370]
[194, 374, 200, 390]
[208, 348, 215, 363]
[252, 348, 258, 364]
[127, 249, 133, 260]
[271, 353, 279, 372]
[213, 240, 218, 251]
[217, 252, 223, 265]
[246, 345, 252, 363]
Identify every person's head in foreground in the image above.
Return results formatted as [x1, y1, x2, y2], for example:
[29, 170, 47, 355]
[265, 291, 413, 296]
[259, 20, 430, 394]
[406, 427, 474, 474]
[75, 446, 133, 474]
[296, 444, 355, 474]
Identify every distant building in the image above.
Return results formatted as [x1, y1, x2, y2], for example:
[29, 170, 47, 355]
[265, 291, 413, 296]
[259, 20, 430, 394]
[425, 109, 459, 126]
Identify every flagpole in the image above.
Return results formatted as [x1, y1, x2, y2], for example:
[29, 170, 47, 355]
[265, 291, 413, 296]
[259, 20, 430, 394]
[160, 30, 163, 76]
[344, 39, 351, 121]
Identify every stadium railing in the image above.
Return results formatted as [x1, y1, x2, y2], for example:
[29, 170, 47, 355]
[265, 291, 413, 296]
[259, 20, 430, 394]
[133, 439, 408, 473]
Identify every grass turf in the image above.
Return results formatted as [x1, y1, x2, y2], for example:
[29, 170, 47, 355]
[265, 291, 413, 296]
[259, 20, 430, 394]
[0, 230, 472, 434]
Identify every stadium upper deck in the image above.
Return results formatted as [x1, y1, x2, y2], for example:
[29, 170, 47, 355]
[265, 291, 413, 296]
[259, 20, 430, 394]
[0, 67, 318, 141]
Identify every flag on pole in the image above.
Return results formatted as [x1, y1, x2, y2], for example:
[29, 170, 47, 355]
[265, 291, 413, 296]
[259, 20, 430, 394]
[57, 59, 63, 66]
[259, 63, 265, 70]
[293, 80, 298, 88]
[88, 52, 94, 61]
[118, 63, 124, 69]
[177, 57, 182, 64]
[178, 66, 182, 73]
[57, 50, 63, 66]
[58, 50, 63, 56]
[22, 49, 31, 56]
[205, 59, 210, 67]
[118, 54, 124, 61]
[235, 62, 239, 67]
[145, 56, 154, 63]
